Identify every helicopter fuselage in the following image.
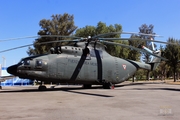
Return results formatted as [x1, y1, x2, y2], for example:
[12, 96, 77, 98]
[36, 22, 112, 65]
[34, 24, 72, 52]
[7, 42, 152, 85]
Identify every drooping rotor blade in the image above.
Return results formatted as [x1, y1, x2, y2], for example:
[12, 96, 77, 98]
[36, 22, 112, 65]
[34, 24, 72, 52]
[0, 44, 33, 53]
[93, 31, 162, 38]
[0, 39, 81, 53]
[92, 32, 123, 38]
[34, 39, 81, 45]
[122, 32, 163, 37]
[98, 38, 178, 45]
[0, 35, 81, 42]
[100, 41, 168, 61]
[98, 38, 129, 40]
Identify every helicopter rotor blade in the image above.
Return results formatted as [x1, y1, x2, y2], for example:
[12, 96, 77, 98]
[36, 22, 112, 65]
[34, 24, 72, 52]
[34, 39, 81, 45]
[122, 31, 163, 37]
[0, 44, 33, 53]
[0, 39, 81, 53]
[92, 32, 122, 38]
[0, 35, 81, 42]
[98, 38, 178, 45]
[0, 31, 162, 42]
[100, 40, 168, 61]
[93, 31, 162, 38]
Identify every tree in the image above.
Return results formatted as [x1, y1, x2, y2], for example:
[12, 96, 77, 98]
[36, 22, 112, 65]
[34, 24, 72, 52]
[153, 45, 169, 80]
[153, 61, 169, 80]
[75, 22, 129, 58]
[75, 26, 96, 37]
[164, 38, 180, 82]
[135, 69, 146, 80]
[27, 13, 77, 55]
[128, 35, 142, 61]
[128, 35, 143, 82]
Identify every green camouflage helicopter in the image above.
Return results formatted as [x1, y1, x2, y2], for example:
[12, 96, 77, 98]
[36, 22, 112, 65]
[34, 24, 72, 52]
[0, 32, 168, 90]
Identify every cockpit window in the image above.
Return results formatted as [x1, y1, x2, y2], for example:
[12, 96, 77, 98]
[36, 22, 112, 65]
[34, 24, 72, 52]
[36, 59, 42, 68]
[24, 60, 30, 65]
[20, 60, 24, 65]
[18, 59, 30, 65]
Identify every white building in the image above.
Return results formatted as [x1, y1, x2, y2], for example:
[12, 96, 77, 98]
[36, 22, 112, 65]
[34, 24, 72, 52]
[0, 66, 33, 86]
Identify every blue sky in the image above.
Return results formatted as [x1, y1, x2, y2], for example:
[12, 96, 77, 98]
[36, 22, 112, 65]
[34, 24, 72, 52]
[0, 0, 180, 67]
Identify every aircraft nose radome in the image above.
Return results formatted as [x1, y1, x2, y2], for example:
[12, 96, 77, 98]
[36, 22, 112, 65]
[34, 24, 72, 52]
[7, 65, 18, 75]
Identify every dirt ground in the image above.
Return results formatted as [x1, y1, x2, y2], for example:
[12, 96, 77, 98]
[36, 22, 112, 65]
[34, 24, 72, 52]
[0, 81, 180, 120]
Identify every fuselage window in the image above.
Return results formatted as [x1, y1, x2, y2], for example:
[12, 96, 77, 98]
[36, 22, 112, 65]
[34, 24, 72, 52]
[50, 46, 62, 54]
[36, 60, 42, 68]
[24, 60, 30, 66]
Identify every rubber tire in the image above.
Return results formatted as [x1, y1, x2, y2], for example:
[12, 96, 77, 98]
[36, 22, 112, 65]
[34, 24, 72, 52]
[38, 85, 47, 91]
[83, 84, 92, 89]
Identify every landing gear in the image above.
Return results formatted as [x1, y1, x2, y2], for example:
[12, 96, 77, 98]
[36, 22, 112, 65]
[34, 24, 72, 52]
[0, 81, 1, 89]
[83, 84, 92, 89]
[103, 83, 114, 89]
[38, 85, 47, 91]
[38, 81, 47, 91]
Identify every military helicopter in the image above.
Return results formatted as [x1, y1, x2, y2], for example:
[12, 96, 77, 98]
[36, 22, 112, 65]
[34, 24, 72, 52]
[0, 32, 168, 90]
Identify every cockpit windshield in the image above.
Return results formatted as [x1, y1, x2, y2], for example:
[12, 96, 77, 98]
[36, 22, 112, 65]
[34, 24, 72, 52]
[18, 59, 30, 65]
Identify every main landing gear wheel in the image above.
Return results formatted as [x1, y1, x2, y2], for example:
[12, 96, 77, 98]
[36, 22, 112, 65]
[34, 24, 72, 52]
[83, 84, 92, 89]
[103, 83, 114, 89]
[38, 85, 47, 91]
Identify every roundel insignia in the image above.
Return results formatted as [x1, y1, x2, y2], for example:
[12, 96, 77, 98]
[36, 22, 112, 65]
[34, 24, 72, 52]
[122, 64, 126, 70]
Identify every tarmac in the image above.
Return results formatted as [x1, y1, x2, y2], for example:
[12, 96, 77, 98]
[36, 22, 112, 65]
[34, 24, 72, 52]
[0, 81, 180, 120]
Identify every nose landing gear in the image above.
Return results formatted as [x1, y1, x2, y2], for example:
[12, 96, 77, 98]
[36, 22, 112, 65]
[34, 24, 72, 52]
[38, 81, 47, 91]
[38, 85, 47, 91]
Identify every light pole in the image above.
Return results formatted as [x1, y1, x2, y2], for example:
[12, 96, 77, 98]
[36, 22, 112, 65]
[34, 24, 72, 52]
[2, 56, 6, 68]
[0, 58, 3, 89]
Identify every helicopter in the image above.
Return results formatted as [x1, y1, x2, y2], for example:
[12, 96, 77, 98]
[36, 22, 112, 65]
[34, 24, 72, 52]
[0, 32, 168, 90]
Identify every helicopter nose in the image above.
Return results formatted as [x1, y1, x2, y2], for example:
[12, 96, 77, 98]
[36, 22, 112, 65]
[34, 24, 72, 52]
[7, 64, 18, 75]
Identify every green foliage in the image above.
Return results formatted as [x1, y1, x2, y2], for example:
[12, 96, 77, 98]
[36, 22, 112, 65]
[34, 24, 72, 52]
[153, 46, 170, 80]
[27, 13, 77, 55]
[127, 35, 142, 61]
[75, 26, 96, 37]
[75, 22, 128, 58]
[153, 61, 169, 80]
[164, 38, 180, 82]
[135, 69, 146, 80]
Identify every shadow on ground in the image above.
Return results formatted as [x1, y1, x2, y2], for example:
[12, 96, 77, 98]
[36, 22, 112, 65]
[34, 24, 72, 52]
[0, 82, 179, 96]
[0, 86, 114, 97]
